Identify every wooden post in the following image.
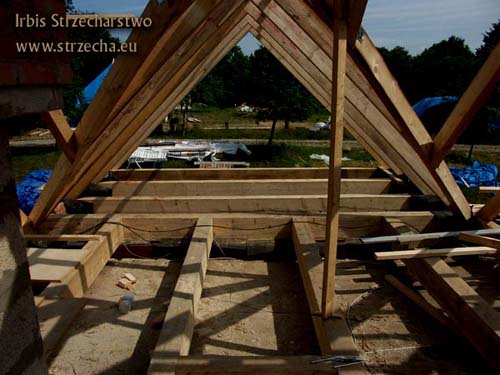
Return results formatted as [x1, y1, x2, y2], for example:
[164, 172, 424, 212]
[0, 127, 48, 374]
[322, 0, 348, 319]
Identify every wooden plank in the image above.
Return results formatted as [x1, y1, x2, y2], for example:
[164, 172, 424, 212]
[148, 217, 213, 375]
[291, 221, 323, 315]
[432, 43, 500, 165]
[81, 194, 413, 214]
[323, 5, 347, 319]
[291, 221, 368, 374]
[459, 232, 500, 249]
[27, 248, 88, 282]
[41, 110, 77, 162]
[155, 355, 335, 374]
[40, 222, 123, 298]
[25, 234, 102, 242]
[102, 179, 392, 197]
[479, 186, 500, 193]
[110, 167, 378, 181]
[375, 246, 497, 260]
[405, 257, 500, 371]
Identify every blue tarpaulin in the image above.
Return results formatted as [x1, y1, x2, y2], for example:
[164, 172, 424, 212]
[449, 161, 500, 188]
[16, 170, 52, 215]
[76, 63, 112, 107]
[412, 96, 458, 117]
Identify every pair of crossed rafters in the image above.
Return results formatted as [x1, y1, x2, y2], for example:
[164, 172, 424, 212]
[32, 0, 500, 226]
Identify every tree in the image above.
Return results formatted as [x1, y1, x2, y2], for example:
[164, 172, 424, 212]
[191, 46, 251, 107]
[476, 19, 500, 63]
[378, 46, 415, 101]
[248, 47, 320, 145]
[412, 36, 476, 102]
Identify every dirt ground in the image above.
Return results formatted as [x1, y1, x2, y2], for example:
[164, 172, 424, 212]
[48, 255, 498, 375]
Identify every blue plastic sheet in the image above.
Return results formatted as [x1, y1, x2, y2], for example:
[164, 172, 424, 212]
[449, 161, 500, 188]
[76, 63, 112, 107]
[16, 170, 52, 215]
[412, 96, 458, 117]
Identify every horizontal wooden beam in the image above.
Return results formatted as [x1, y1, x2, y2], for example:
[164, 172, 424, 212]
[151, 355, 335, 374]
[149, 217, 213, 374]
[405, 257, 500, 371]
[292, 220, 369, 373]
[102, 178, 392, 197]
[40, 222, 123, 298]
[479, 186, 500, 193]
[375, 246, 497, 260]
[109, 167, 380, 181]
[432, 43, 500, 165]
[81, 194, 413, 214]
[25, 234, 102, 242]
[34, 212, 435, 244]
[27, 247, 89, 282]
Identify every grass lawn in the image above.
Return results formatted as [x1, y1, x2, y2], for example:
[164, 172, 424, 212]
[11, 147, 61, 183]
[9, 139, 500, 205]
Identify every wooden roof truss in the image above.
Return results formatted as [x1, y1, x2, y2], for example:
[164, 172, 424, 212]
[27, 0, 500, 372]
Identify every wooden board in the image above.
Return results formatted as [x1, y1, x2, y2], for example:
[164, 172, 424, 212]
[81, 194, 413, 214]
[109, 168, 379, 180]
[375, 246, 497, 260]
[102, 179, 392, 197]
[27, 248, 88, 282]
[160, 355, 335, 374]
[149, 217, 214, 374]
[25, 234, 102, 242]
[323, 9, 347, 318]
[291, 221, 369, 374]
[405, 257, 500, 371]
[40, 222, 123, 298]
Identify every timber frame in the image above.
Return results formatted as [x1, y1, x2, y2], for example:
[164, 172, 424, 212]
[18, 0, 500, 373]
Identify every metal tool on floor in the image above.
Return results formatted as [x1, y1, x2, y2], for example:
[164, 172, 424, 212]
[311, 355, 366, 369]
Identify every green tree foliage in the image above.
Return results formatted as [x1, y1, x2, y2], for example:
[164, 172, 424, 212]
[378, 46, 414, 101]
[476, 19, 500, 63]
[412, 36, 476, 101]
[376, 25, 500, 145]
[248, 47, 321, 144]
[192, 46, 251, 107]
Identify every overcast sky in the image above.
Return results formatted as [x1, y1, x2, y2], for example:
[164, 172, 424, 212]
[73, 0, 499, 55]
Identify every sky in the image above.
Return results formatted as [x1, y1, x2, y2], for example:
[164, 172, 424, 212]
[73, 0, 499, 55]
